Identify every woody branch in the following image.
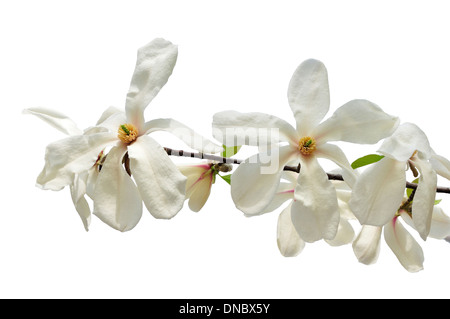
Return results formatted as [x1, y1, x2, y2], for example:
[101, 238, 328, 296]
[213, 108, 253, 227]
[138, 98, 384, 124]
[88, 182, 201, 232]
[163, 147, 450, 194]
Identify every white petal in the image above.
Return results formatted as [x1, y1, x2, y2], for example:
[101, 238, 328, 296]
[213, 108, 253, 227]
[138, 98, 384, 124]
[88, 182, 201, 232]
[290, 156, 340, 242]
[315, 142, 357, 188]
[95, 111, 127, 133]
[36, 132, 117, 190]
[86, 167, 99, 199]
[93, 145, 143, 232]
[96, 106, 124, 126]
[333, 181, 355, 220]
[280, 171, 299, 184]
[261, 182, 294, 214]
[429, 206, 450, 239]
[429, 152, 450, 180]
[312, 99, 399, 144]
[352, 225, 382, 265]
[125, 38, 178, 130]
[349, 157, 406, 226]
[179, 164, 210, 195]
[144, 118, 223, 153]
[187, 171, 213, 212]
[24, 107, 82, 136]
[179, 163, 214, 210]
[212, 110, 299, 147]
[128, 135, 187, 219]
[411, 157, 437, 240]
[277, 203, 305, 257]
[84, 108, 125, 135]
[287, 59, 330, 136]
[378, 122, 432, 161]
[384, 217, 424, 272]
[70, 171, 91, 231]
[325, 218, 355, 246]
[230, 146, 297, 216]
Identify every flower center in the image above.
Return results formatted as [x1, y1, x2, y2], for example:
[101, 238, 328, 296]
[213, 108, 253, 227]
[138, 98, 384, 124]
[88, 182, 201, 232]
[118, 123, 139, 145]
[298, 136, 316, 156]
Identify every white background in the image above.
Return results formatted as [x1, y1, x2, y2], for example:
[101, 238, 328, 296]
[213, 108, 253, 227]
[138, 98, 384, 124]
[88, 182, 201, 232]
[2, 0, 450, 299]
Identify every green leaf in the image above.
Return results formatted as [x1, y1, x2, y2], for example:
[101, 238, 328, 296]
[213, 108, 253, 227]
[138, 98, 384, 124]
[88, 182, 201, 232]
[221, 145, 242, 158]
[219, 174, 231, 185]
[435, 199, 442, 205]
[406, 178, 419, 198]
[351, 154, 385, 169]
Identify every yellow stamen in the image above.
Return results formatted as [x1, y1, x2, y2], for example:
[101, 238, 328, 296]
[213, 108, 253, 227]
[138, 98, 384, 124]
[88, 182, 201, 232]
[118, 123, 139, 145]
[298, 136, 316, 156]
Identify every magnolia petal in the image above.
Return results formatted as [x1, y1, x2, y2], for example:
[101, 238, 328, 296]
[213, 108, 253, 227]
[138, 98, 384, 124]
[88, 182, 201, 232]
[281, 171, 299, 184]
[95, 111, 127, 133]
[337, 195, 355, 220]
[325, 218, 355, 247]
[291, 156, 340, 242]
[96, 106, 123, 125]
[231, 145, 297, 216]
[333, 181, 355, 220]
[259, 169, 297, 215]
[178, 163, 214, 212]
[378, 122, 432, 161]
[315, 142, 357, 188]
[384, 217, 424, 273]
[428, 207, 450, 239]
[178, 164, 210, 197]
[349, 157, 406, 226]
[429, 152, 450, 180]
[411, 157, 437, 240]
[24, 107, 82, 136]
[188, 171, 213, 212]
[312, 99, 399, 145]
[36, 132, 117, 190]
[400, 210, 450, 240]
[128, 135, 186, 219]
[86, 166, 99, 200]
[260, 182, 294, 215]
[144, 118, 223, 153]
[70, 171, 91, 231]
[287, 59, 330, 136]
[352, 225, 382, 265]
[125, 38, 178, 130]
[212, 110, 299, 147]
[93, 145, 142, 232]
[277, 203, 305, 257]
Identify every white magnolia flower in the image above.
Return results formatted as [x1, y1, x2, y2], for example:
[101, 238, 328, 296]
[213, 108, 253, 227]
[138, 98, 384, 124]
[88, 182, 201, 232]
[349, 123, 445, 240]
[212, 59, 399, 242]
[177, 162, 229, 212]
[24, 106, 124, 230]
[178, 161, 234, 212]
[353, 188, 450, 272]
[178, 163, 215, 212]
[353, 217, 425, 273]
[24, 107, 94, 230]
[33, 38, 221, 231]
[266, 171, 356, 257]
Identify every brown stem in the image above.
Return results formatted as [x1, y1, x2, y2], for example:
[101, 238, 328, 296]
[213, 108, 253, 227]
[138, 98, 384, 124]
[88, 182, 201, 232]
[164, 147, 450, 194]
